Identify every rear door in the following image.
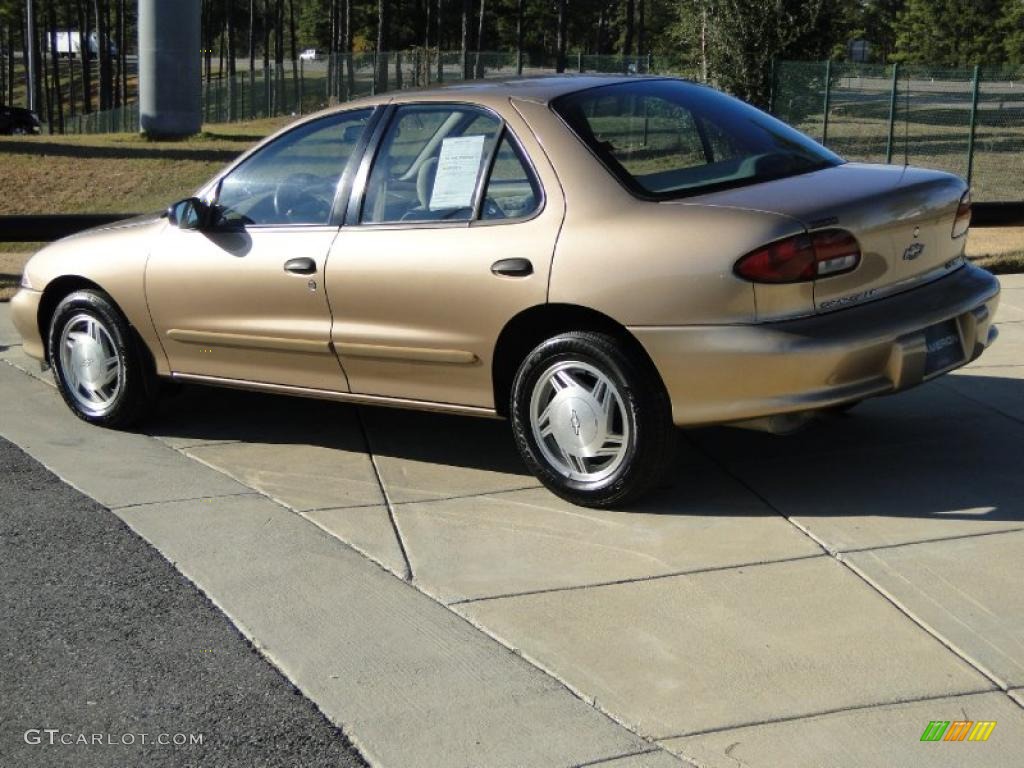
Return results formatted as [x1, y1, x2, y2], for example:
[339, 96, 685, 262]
[325, 102, 564, 409]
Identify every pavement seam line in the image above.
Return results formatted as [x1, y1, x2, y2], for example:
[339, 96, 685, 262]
[301, 483, 545, 514]
[836, 525, 1024, 555]
[571, 747, 674, 767]
[299, 510, 411, 581]
[654, 687, 997, 741]
[450, 605, 680, 759]
[840, 557, 1014, 692]
[355, 406, 414, 582]
[296, 500, 393, 514]
[391, 483, 544, 506]
[159, 438, 246, 450]
[110, 491, 262, 510]
[447, 553, 827, 606]
[690, 435, 1014, 703]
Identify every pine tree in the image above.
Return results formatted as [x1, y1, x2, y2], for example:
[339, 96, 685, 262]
[894, 0, 1005, 66]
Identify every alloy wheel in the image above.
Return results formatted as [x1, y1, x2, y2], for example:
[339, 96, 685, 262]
[58, 313, 123, 416]
[528, 360, 631, 482]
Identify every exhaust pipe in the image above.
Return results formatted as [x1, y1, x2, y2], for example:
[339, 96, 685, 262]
[729, 411, 816, 435]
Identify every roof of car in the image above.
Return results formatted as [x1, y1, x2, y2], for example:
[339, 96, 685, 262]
[336, 74, 678, 110]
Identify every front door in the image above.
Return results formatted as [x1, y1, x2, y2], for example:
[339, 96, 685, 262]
[326, 102, 565, 409]
[146, 108, 373, 391]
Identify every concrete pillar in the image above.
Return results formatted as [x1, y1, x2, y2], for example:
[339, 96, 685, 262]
[138, 0, 202, 137]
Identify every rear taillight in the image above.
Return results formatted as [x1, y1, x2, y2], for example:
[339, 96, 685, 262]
[734, 229, 861, 284]
[952, 190, 971, 238]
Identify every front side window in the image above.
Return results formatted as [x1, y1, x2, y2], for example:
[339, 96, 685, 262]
[217, 108, 372, 226]
[360, 105, 502, 224]
[553, 80, 843, 199]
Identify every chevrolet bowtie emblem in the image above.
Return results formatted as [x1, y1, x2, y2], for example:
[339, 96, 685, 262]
[903, 242, 925, 261]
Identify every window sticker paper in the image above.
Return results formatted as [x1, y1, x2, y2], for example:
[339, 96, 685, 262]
[429, 134, 486, 210]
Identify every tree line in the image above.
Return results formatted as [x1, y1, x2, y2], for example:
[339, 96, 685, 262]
[2, 0, 1023, 125]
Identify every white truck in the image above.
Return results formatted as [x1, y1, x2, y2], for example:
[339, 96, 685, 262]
[54, 30, 118, 58]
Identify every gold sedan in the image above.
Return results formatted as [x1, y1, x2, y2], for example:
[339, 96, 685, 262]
[11, 76, 1000, 506]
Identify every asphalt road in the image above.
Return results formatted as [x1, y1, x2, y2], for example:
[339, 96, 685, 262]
[0, 436, 366, 768]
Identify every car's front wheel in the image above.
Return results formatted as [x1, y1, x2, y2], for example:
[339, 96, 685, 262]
[510, 332, 675, 508]
[48, 289, 159, 428]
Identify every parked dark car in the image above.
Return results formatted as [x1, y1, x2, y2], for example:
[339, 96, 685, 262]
[0, 107, 42, 135]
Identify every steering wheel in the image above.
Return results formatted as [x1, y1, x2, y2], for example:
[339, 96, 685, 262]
[273, 173, 332, 223]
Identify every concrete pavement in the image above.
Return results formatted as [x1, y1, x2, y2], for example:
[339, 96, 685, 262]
[2, 275, 1024, 767]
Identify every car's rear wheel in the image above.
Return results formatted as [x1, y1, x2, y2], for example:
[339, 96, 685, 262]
[48, 289, 159, 428]
[510, 332, 675, 508]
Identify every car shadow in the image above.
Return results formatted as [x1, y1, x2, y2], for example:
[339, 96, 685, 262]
[145, 373, 1024, 522]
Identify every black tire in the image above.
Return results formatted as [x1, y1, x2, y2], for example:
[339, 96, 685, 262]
[47, 289, 160, 428]
[510, 331, 675, 508]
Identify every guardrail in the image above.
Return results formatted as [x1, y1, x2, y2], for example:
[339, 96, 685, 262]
[1, 205, 1021, 244]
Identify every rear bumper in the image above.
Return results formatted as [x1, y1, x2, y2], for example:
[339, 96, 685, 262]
[632, 265, 1000, 427]
[10, 288, 45, 361]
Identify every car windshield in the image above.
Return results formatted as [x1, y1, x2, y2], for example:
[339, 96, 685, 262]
[552, 79, 843, 199]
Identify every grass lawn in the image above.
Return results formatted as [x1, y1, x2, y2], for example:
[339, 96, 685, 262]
[0, 116, 294, 300]
[0, 116, 293, 216]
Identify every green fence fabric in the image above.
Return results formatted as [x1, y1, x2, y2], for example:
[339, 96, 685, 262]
[772, 60, 1024, 201]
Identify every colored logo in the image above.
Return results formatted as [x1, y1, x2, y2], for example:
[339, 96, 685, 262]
[920, 720, 996, 742]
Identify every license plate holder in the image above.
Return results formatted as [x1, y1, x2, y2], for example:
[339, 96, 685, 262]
[923, 319, 964, 377]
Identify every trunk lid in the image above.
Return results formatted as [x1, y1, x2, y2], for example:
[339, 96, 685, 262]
[696, 163, 968, 317]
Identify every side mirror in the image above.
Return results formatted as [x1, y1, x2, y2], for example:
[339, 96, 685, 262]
[167, 197, 214, 231]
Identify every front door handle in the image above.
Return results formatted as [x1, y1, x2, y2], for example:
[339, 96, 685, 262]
[491, 258, 533, 277]
[284, 257, 317, 275]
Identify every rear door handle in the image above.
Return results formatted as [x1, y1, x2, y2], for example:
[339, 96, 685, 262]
[284, 257, 317, 275]
[491, 258, 533, 277]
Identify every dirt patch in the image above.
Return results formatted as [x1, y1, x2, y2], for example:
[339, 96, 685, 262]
[966, 227, 1024, 258]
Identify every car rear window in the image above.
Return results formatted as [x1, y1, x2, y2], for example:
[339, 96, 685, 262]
[552, 79, 843, 199]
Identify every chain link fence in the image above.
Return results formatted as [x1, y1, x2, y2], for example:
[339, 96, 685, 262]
[772, 60, 1024, 202]
[47, 49, 665, 135]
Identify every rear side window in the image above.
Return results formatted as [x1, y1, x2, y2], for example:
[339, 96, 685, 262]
[480, 135, 541, 220]
[553, 79, 842, 199]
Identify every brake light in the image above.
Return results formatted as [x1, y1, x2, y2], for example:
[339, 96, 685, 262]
[734, 229, 861, 284]
[952, 190, 971, 238]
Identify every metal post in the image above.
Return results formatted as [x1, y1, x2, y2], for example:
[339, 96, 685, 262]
[885, 62, 899, 164]
[298, 58, 304, 114]
[139, 0, 202, 136]
[821, 59, 832, 146]
[25, 0, 36, 112]
[767, 58, 776, 114]
[577, 51, 582, 72]
[966, 64, 981, 185]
